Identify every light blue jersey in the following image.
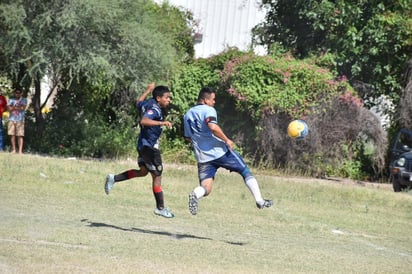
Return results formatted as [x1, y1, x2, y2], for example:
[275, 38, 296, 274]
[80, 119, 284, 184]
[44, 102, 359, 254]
[184, 104, 228, 163]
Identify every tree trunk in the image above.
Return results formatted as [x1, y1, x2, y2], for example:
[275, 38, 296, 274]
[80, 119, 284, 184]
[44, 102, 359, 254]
[400, 59, 412, 129]
[33, 74, 45, 136]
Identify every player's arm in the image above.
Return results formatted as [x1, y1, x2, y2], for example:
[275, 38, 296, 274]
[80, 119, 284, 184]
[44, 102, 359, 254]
[136, 82, 155, 103]
[183, 117, 192, 143]
[140, 116, 172, 128]
[208, 122, 235, 150]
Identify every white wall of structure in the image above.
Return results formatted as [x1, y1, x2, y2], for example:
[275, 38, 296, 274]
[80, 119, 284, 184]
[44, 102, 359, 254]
[156, 0, 267, 58]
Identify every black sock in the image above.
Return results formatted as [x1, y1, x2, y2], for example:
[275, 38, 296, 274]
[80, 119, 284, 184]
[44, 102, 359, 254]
[114, 169, 139, 182]
[154, 191, 164, 209]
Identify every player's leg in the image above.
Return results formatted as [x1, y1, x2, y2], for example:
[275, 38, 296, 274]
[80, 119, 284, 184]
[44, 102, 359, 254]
[151, 173, 173, 218]
[140, 146, 174, 218]
[189, 162, 216, 215]
[104, 155, 149, 195]
[113, 164, 149, 182]
[243, 173, 273, 209]
[219, 150, 273, 209]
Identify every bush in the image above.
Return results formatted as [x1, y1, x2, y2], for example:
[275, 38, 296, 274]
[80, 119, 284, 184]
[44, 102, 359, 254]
[169, 50, 387, 179]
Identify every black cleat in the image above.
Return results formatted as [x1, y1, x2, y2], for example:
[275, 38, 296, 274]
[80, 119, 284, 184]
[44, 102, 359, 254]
[256, 199, 273, 209]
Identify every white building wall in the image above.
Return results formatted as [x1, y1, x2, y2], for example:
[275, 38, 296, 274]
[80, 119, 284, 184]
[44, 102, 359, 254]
[156, 0, 267, 58]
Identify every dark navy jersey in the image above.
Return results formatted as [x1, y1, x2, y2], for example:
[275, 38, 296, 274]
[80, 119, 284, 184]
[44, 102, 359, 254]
[136, 98, 164, 150]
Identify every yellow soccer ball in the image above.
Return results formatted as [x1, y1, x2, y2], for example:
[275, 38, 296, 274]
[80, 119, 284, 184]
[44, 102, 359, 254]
[287, 120, 309, 139]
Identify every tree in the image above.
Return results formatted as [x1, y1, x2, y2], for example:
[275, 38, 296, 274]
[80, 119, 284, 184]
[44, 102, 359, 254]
[399, 58, 412, 129]
[253, 0, 412, 107]
[0, 0, 194, 148]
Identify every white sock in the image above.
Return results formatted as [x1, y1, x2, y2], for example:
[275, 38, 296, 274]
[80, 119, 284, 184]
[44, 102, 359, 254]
[245, 176, 263, 203]
[193, 186, 206, 199]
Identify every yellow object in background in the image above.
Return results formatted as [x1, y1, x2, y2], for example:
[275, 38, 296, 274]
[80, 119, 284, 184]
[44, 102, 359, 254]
[287, 119, 309, 139]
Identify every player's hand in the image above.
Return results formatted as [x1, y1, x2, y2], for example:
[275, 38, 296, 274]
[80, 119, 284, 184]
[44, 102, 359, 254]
[147, 82, 155, 91]
[162, 121, 172, 128]
[226, 139, 235, 150]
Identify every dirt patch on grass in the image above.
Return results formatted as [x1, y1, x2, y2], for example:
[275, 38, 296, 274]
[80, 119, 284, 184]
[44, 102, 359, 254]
[164, 162, 394, 191]
[272, 175, 393, 191]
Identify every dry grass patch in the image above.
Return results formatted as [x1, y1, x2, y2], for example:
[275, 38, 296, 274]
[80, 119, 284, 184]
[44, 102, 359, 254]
[0, 153, 411, 273]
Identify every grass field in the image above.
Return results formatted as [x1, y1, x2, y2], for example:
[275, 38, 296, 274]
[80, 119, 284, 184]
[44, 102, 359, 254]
[1, 152, 411, 273]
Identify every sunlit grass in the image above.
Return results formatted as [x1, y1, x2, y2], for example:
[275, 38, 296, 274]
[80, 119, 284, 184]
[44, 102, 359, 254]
[0, 152, 411, 273]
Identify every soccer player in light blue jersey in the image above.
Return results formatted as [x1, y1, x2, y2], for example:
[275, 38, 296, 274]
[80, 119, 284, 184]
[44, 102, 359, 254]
[104, 83, 174, 218]
[184, 87, 273, 215]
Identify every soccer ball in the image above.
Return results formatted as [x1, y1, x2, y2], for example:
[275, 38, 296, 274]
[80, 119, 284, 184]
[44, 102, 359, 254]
[287, 119, 309, 139]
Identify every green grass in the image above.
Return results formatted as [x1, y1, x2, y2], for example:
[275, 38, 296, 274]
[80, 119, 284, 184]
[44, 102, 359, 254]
[0, 153, 411, 273]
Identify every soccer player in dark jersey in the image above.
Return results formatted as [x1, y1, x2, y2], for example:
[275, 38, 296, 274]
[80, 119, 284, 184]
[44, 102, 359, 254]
[104, 83, 174, 218]
[184, 87, 273, 215]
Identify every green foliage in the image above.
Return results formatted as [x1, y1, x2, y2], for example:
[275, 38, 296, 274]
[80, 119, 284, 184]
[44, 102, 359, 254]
[336, 160, 364, 180]
[168, 49, 385, 180]
[25, 85, 136, 158]
[146, 1, 196, 63]
[254, 0, 412, 105]
[170, 48, 249, 111]
[170, 64, 218, 114]
[0, 0, 196, 157]
[308, 52, 338, 75]
[167, 58, 221, 142]
[220, 54, 354, 120]
[0, 75, 12, 95]
[160, 136, 196, 165]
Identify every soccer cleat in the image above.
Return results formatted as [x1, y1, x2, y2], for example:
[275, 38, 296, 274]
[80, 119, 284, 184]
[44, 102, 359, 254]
[256, 199, 273, 209]
[104, 174, 115, 195]
[154, 208, 175, 218]
[189, 191, 198, 215]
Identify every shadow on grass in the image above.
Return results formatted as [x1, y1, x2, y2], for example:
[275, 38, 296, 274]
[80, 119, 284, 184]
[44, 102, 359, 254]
[81, 219, 245, 246]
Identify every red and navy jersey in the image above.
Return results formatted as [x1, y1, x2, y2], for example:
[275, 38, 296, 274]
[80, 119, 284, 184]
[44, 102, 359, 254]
[136, 98, 164, 150]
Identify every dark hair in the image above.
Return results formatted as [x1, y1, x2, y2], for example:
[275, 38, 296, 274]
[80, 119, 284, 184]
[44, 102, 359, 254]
[197, 87, 215, 101]
[152, 85, 170, 100]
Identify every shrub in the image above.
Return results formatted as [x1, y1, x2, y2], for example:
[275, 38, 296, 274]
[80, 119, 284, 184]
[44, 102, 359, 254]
[217, 52, 386, 179]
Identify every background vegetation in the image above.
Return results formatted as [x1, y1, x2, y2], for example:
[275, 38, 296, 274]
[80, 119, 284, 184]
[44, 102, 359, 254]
[252, 0, 412, 130]
[0, 0, 411, 181]
[170, 49, 386, 179]
[0, 0, 193, 157]
[0, 154, 411, 273]
[253, 0, 411, 104]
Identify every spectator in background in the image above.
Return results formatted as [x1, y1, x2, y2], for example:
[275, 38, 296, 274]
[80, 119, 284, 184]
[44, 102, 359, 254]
[0, 89, 7, 151]
[7, 89, 27, 154]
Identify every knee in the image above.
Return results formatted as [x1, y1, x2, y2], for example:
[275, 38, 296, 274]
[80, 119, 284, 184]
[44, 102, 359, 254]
[200, 184, 211, 196]
[241, 167, 253, 180]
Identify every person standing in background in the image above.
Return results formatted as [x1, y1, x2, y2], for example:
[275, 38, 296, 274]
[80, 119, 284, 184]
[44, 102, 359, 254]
[7, 89, 27, 154]
[0, 89, 7, 151]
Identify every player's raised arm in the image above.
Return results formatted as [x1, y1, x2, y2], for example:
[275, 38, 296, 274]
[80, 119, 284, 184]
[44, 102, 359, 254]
[136, 82, 155, 103]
